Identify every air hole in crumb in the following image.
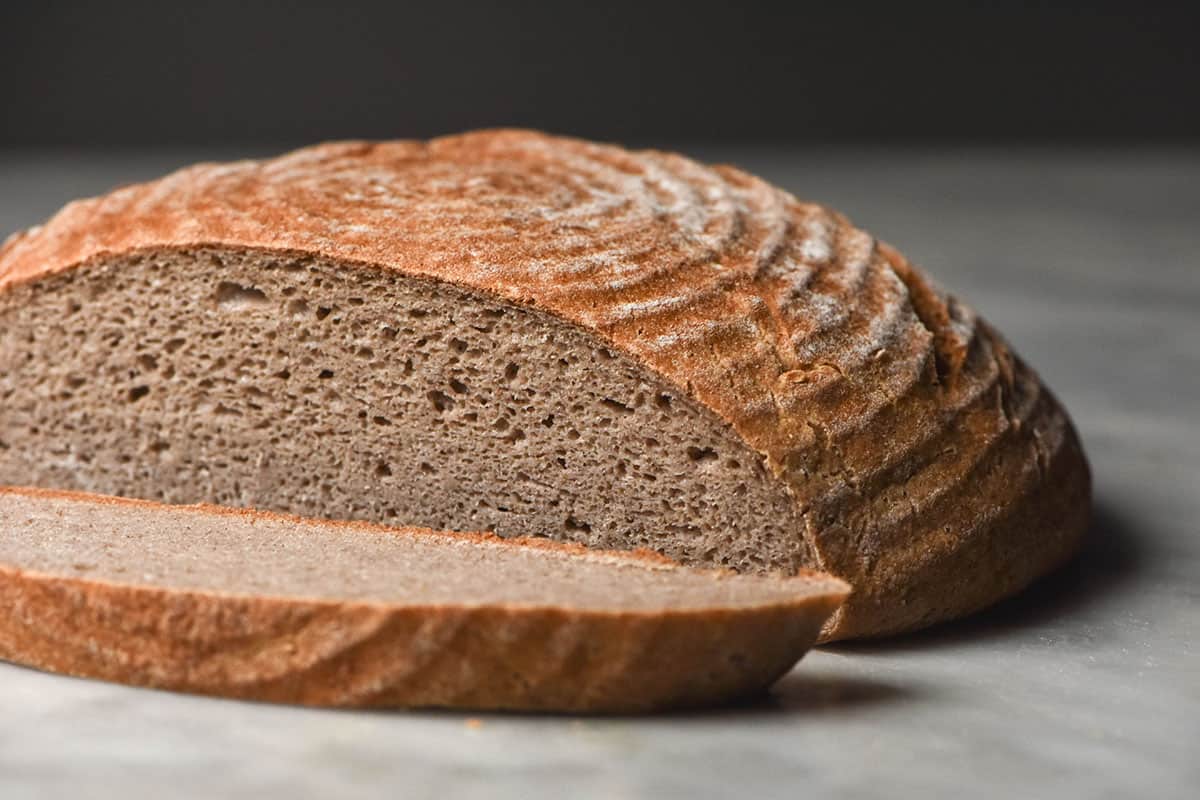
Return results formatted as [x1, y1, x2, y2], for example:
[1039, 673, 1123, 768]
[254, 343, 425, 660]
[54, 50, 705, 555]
[164, 338, 186, 354]
[565, 516, 592, 533]
[541, 414, 555, 427]
[503, 428, 526, 443]
[449, 338, 468, 353]
[127, 385, 150, 402]
[373, 415, 391, 426]
[274, 368, 291, 380]
[654, 393, 672, 410]
[600, 397, 634, 414]
[687, 446, 719, 463]
[555, 457, 567, 469]
[726, 458, 741, 470]
[137, 354, 158, 371]
[315, 306, 333, 320]
[356, 346, 374, 358]
[448, 378, 469, 394]
[287, 299, 309, 316]
[504, 363, 519, 381]
[318, 369, 334, 379]
[428, 390, 454, 412]
[644, 437, 660, 448]
[419, 462, 436, 474]
[493, 417, 510, 432]
[403, 358, 413, 376]
[375, 462, 393, 477]
[215, 282, 269, 311]
[409, 308, 428, 318]
[463, 411, 478, 422]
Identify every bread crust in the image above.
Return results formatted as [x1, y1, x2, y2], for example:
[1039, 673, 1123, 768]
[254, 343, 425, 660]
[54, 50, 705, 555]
[0, 487, 847, 712]
[0, 130, 1090, 639]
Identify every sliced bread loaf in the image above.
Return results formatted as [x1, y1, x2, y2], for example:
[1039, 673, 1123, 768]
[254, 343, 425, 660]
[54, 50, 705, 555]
[0, 130, 1091, 639]
[0, 486, 848, 711]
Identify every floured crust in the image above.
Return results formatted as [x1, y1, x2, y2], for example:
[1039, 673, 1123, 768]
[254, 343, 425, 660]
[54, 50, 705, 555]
[0, 130, 1091, 638]
[0, 486, 847, 712]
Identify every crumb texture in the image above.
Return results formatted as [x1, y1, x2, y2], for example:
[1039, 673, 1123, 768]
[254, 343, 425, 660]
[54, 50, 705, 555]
[0, 250, 808, 573]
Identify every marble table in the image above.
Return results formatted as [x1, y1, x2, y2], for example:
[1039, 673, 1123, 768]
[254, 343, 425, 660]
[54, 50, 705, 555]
[1, 147, 1196, 799]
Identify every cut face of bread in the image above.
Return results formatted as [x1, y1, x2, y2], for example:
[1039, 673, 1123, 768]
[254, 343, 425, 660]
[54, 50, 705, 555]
[0, 487, 848, 711]
[0, 130, 1092, 639]
[0, 248, 811, 573]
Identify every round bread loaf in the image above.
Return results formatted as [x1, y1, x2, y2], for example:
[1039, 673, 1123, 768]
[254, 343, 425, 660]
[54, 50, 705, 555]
[0, 130, 1090, 640]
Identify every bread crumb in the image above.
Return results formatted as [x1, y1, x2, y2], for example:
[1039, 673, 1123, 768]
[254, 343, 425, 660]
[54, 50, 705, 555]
[465, 718, 483, 730]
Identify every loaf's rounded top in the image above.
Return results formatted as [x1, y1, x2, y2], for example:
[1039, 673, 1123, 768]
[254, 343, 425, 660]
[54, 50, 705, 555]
[2, 130, 873, 332]
[0, 129, 963, 431]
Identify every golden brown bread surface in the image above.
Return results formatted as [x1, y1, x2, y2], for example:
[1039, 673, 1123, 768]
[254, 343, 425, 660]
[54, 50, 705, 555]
[0, 486, 847, 712]
[0, 130, 1091, 639]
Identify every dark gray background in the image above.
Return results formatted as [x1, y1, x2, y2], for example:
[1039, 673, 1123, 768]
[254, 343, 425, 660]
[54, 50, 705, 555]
[2, 0, 1197, 147]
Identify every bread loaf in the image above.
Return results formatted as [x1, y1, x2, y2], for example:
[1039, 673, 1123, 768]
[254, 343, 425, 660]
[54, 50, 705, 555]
[0, 130, 1090, 640]
[0, 486, 847, 711]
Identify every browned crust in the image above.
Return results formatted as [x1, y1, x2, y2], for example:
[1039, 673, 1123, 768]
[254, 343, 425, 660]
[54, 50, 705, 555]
[0, 487, 847, 712]
[0, 130, 1091, 639]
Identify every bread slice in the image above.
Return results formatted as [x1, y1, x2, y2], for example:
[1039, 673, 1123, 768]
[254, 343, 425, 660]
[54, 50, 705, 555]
[0, 486, 847, 711]
[0, 130, 1090, 639]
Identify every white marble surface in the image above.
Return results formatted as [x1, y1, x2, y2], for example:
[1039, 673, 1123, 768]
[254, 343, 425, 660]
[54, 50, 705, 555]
[1, 147, 1197, 799]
